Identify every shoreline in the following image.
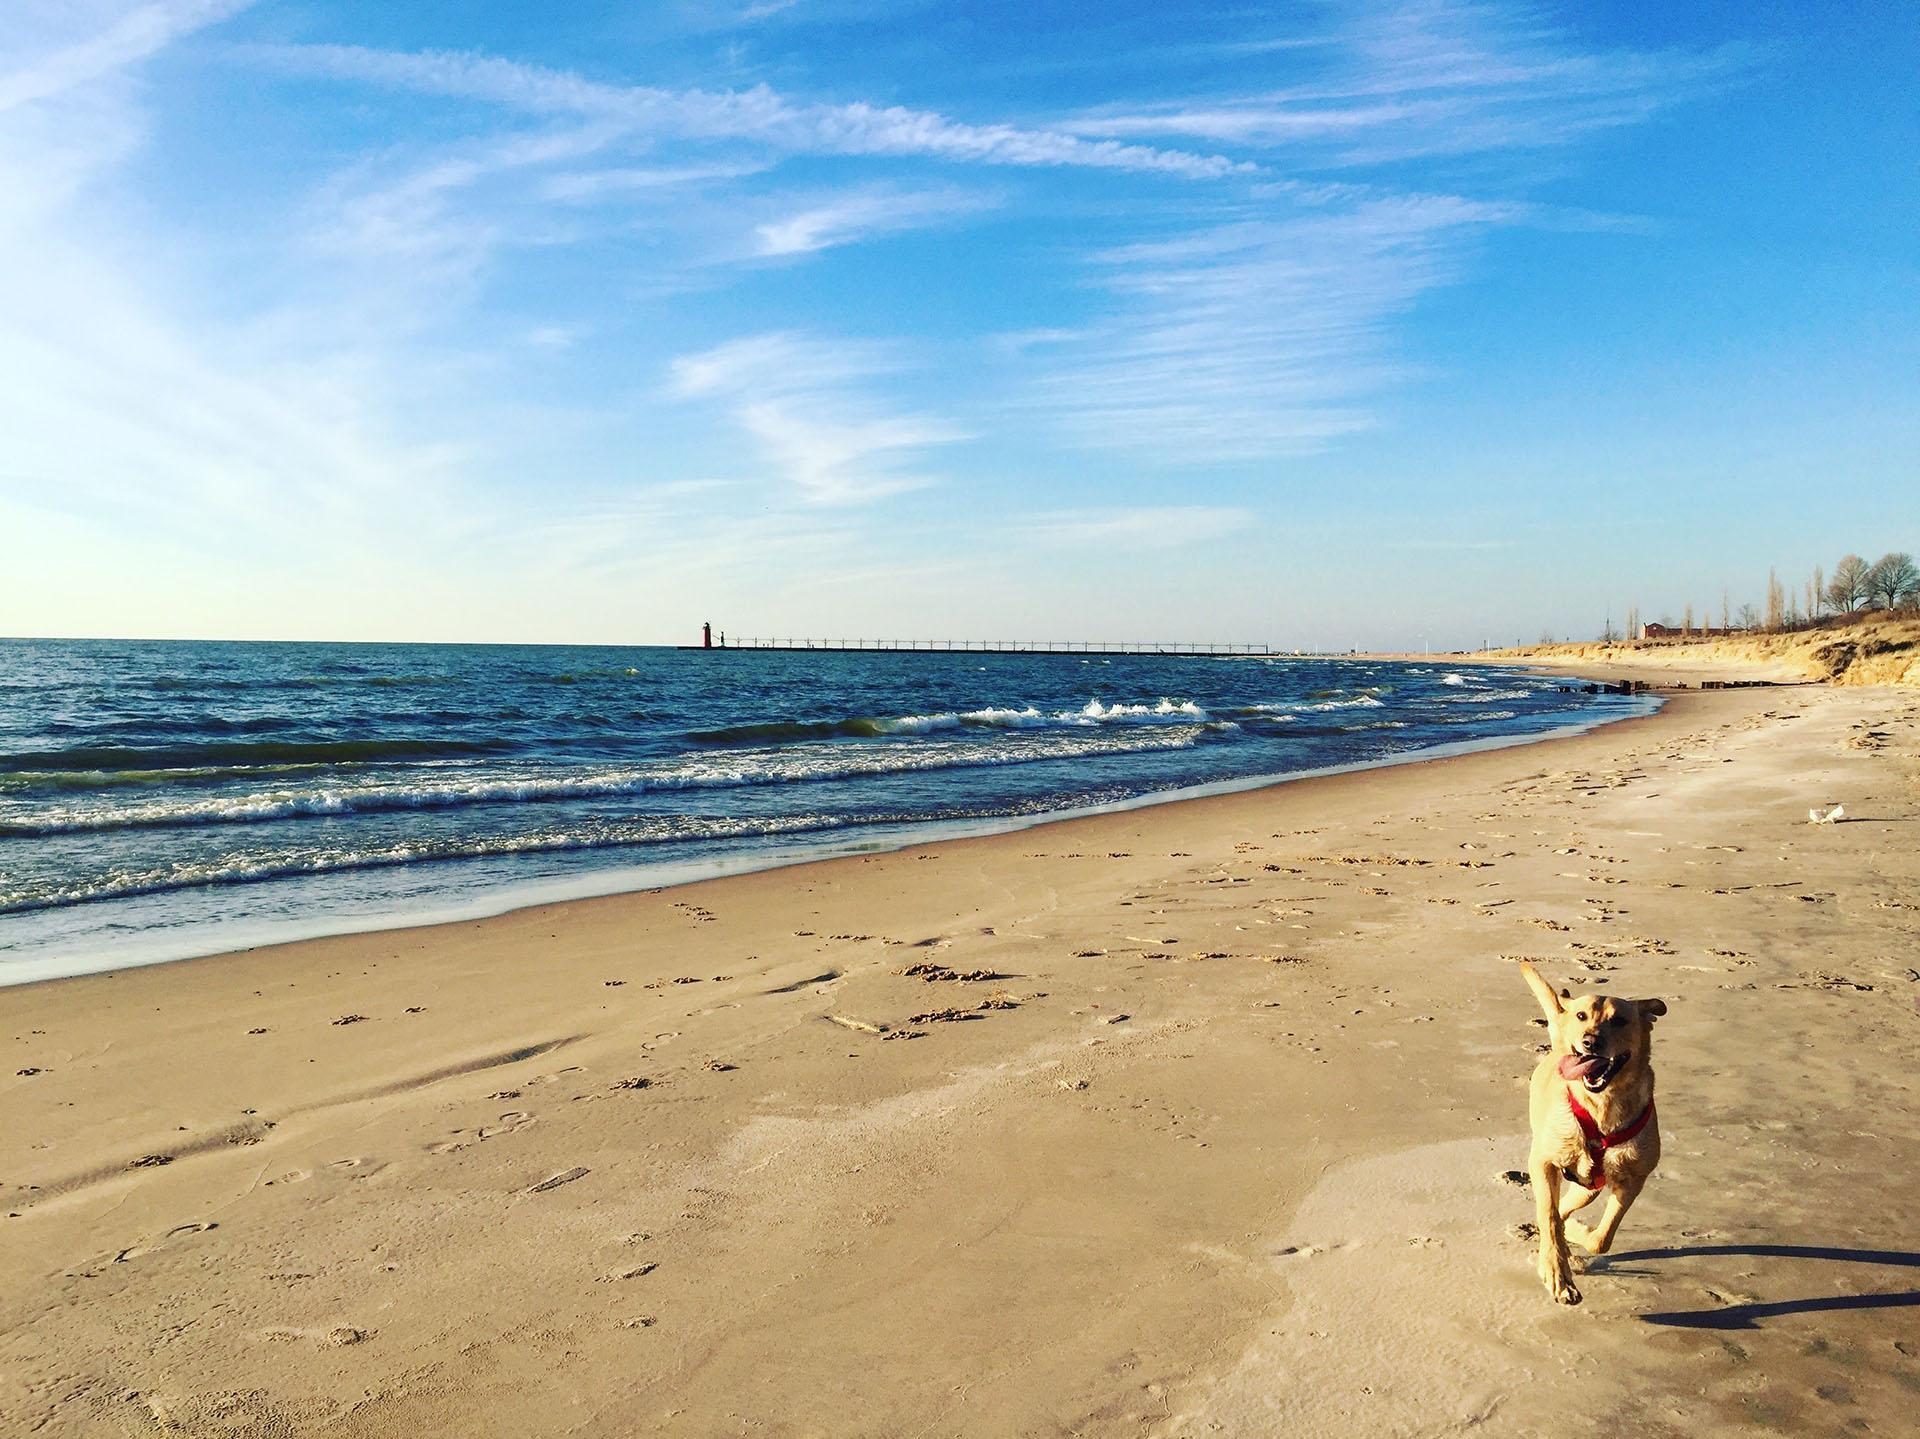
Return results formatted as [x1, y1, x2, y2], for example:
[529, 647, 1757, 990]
[6, 672, 1917, 1436]
[2, 682, 1655, 990]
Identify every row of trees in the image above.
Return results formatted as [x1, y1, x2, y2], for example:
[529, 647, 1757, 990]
[1615, 552, 1918, 641]
[1818, 552, 1919, 613]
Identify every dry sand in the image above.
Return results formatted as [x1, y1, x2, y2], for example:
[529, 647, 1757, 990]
[4, 673, 1919, 1437]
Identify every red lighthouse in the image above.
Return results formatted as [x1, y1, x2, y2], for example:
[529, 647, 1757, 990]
[701, 621, 712, 649]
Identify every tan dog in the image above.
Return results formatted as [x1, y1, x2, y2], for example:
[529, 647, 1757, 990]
[1518, 960, 1666, 1305]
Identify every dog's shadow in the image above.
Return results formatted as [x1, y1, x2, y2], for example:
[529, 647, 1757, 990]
[1597, 1243, 1920, 1329]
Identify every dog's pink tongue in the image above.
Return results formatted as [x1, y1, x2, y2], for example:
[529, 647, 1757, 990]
[1559, 1052, 1603, 1081]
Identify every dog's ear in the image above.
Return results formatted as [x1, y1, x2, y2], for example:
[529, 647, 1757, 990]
[1517, 960, 1563, 1021]
[1640, 998, 1667, 1020]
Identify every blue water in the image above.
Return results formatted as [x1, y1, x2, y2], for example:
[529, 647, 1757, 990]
[0, 640, 1649, 983]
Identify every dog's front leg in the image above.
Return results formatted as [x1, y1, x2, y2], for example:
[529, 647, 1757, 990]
[1530, 1156, 1581, 1305]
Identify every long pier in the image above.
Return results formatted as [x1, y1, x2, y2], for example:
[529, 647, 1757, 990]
[680, 631, 1279, 656]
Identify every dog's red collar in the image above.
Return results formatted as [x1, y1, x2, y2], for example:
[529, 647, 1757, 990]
[1565, 1088, 1653, 1190]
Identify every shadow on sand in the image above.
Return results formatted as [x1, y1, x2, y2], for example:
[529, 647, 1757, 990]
[1603, 1243, 1920, 1329]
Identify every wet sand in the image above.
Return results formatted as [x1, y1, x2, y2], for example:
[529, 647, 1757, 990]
[4, 673, 1918, 1436]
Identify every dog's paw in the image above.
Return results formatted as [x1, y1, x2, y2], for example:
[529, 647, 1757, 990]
[1549, 1275, 1582, 1306]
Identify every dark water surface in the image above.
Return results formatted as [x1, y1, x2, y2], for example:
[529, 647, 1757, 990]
[0, 640, 1648, 981]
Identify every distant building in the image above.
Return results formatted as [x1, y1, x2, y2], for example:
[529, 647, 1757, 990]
[1640, 622, 1747, 640]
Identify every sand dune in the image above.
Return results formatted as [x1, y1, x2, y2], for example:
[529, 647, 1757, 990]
[1486, 612, 1920, 688]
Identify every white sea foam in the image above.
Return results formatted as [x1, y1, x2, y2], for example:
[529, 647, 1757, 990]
[871, 706, 1049, 734]
[1302, 695, 1385, 711]
[1075, 698, 1209, 722]
[858, 698, 1211, 735]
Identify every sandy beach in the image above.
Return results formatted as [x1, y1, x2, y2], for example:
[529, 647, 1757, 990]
[5, 668, 1918, 1437]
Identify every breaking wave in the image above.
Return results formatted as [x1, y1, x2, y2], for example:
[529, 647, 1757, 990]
[0, 812, 877, 915]
[690, 697, 1213, 744]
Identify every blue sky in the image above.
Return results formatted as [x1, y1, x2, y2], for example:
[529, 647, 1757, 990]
[2, 1, 1914, 649]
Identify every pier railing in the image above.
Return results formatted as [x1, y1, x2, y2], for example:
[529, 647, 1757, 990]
[689, 638, 1281, 655]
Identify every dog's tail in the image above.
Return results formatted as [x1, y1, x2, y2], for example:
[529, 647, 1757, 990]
[1516, 959, 1563, 1021]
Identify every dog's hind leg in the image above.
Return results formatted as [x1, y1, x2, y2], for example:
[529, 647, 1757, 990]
[1530, 1156, 1581, 1305]
[1558, 1182, 1601, 1219]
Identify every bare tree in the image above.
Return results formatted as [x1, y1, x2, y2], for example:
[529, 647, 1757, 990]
[1826, 554, 1872, 614]
[1736, 602, 1761, 630]
[1867, 552, 1918, 610]
[1720, 591, 1730, 631]
[1765, 568, 1785, 631]
[1626, 603, 1640, 641]
[1682, 603, 1694, 636]
[1809, 564, 1824, 621]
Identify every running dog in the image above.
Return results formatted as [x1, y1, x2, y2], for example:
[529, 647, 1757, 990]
[1518, 960, 1666, 1305]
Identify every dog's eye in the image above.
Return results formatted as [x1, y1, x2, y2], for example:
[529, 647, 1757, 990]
[1575, 1011, 1587, 1021]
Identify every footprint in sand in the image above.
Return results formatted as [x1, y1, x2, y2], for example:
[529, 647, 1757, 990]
[429, 1110, 535, 1152]
[326, 1156, 388, 1180]
[1273, 1241, 1359, 1261]
[68, 1222, 219, 1277]
[599, 1262, 657, 1283]
[258, 1325, 373, 1347]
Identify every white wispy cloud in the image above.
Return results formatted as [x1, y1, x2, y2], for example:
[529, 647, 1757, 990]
[1021, 506, 1253, 549]
[0, 0, 258, 218]
[540, 159, 772, 202]
[1026, 195, 1511, 461]
[0, 0, 253, 113]
[260, 43, 1255, 181]
[670, 331, 884, 397]
[670, 332, 967, 505]
[307, 124, 620, 272]
[753, 185, 992, 257]
[1068, 0, 1746, 164]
